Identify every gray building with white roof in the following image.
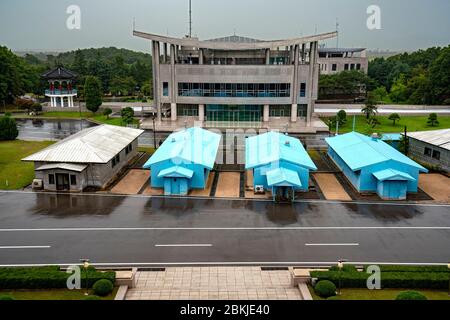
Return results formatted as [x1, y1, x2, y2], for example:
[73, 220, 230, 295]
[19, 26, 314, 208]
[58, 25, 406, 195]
[22, 125, 144, 191]
[405, 129, 450, 172]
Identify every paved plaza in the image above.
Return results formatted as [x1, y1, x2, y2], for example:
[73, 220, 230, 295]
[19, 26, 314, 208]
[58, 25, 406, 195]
[126, 267, 302, 300]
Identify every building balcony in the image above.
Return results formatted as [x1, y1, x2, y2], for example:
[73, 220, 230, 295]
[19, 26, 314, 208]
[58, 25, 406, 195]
[45, 89, 78, 96]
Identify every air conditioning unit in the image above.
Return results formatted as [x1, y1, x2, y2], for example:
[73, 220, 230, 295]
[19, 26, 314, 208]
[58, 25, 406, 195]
[254, 185, 265, 194]
[32, 179, 43, 190]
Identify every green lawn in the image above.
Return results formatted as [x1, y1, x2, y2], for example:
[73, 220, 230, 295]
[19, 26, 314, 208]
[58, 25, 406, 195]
[0, 287, 118, 300]
[90, 114, 139, 126]
[321, 115, 450, 135]
[308, 285, 450, 300]
[0, 140, 55, 190]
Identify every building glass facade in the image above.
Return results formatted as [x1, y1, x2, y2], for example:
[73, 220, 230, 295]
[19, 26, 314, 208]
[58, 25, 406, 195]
[178, 83, 291, 98]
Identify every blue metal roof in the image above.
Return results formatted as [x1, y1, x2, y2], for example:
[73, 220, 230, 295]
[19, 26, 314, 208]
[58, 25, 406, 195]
[325, 132, 427, 172]
[373, 169, 416, 182]
[144, 127, 221, 170]
[266, 168, 302, 187]
[245, 131, 317, 170]
[381, 133, 401, 141]
[157, 166, 194, 179]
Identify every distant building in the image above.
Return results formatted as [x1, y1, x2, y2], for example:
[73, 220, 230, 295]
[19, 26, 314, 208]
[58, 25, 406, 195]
[326, 132, 428, 200]
[405, 129, 450, 172]
[317, 48, 368, 75]
[143, 127, 221, 195]
[42, 66, 78, 108]
[245, 131, 317, 201]
[22, 125, 144, 191]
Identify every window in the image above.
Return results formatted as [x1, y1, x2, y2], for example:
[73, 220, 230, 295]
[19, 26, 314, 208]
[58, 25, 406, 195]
[356, 63, 361, 70]
[344, 64, 349, 70]
[70, 175, 77, 186]
[432, 150, 441, 160]
[112, 158, 116, 168]
[332, 64, 337, 71]
[178, 83, 291, 98]
[48, 174, 55, 184]
[163, 82, 169, 96]
[115, 154, 120, 164]
[350, 64, 355, 70]
[424, 147, 432, 157]
[125, 143, 132, 155]
[300, 83, 306, 97]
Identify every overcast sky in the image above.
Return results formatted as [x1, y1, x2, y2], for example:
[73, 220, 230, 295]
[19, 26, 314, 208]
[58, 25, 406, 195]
[1, 0, 449, 53]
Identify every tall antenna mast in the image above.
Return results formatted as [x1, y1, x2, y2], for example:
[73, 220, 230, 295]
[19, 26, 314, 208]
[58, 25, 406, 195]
[189, 0, 192, 38]
[336, 18, 339, 48]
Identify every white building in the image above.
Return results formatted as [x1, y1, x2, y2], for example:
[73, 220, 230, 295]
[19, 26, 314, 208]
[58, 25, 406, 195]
[42, 66, 78, 108]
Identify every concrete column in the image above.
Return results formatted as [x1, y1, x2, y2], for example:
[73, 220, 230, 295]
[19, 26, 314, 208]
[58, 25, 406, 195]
[50, 97, 53, 107]
[199, 49, 204, 64]
[291, 104, 298, 122]
[263, 105, 269, 122]
[170, 44, 176, 104]
[152, 41, 161, 122]
[60, 97, 64, 107]
[307, 41, 318, 126]
[199, 104, 205, 121]
[163, 42, 168, 63]
[171, 103, 177, 121]
[301, 43, 306, 63]
[265, 49, 270, 65]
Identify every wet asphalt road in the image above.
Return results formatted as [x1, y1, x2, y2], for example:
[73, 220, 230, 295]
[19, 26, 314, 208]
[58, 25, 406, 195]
[0, 191, 449, 266]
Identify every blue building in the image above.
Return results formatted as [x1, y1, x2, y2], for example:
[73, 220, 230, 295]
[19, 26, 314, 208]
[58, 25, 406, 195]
[326, 132, 428, 200]
[143, 127, 221, 195]
[245, 131, 317, 201]
[381, 133, 401, 150]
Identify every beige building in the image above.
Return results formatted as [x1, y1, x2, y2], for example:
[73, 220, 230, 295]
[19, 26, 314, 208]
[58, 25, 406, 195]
[317, 48, 368, 75]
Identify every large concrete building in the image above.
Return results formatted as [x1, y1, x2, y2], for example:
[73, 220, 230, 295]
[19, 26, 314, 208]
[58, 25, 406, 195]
[317, 48, 368, 75]
[134, 30, 342, 132]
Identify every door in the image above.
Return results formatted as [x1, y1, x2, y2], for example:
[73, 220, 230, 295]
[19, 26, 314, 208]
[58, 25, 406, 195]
[56, 173, 70, 191]
[171, 178, 180, 195]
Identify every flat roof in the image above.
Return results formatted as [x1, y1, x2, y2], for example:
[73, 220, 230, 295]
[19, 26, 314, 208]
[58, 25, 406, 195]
[22, 124, 144, 164]
[133, 30, 337, 50]
[404, 129, 450, 151]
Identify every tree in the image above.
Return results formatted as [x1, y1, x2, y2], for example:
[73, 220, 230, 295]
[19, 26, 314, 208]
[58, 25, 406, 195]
[367, 117, 380, 128]
[398, 134, 409, 155]
[84, 76, 102, 114]
[336, 109, 347, 125]
[428, 47, 450, 104]
[389, 74, 408, 103]
[121, 107, 134, 125]
[362, 93, 378, 119]
[371, 86, 388, 103]
[72, 49, 87, 76]
[0, 116, 18, 140]
[103, 108, 112, 119]
[427, 113, 439, 127]
[388, 113, 400, 126]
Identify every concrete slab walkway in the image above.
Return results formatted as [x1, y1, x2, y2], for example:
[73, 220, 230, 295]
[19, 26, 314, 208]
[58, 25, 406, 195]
[125, 267, 301, 300]
[111, 169, 150, 195]
[313, 173, 352, 201]
[189, 172, 215, 197]
[215, 172, 241, 198]
[419, 173, 450, 202]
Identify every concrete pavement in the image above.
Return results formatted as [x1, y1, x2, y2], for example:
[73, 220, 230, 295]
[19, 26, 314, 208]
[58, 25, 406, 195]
[0, 191, 449, 266]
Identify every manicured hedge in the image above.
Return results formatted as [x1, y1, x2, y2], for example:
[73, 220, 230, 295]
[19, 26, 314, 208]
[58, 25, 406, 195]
[0, 266, 116, 289]
[310, 270, 449, 289]
[329, 264, 357, 272]
[362, 265, 450, 273]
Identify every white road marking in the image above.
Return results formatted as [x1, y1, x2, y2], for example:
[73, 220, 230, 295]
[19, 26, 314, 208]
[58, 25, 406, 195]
[0, 226, 448, 232]
[305, 243, 359, 246]
[0, 246, 51, 249]
[155, 244, 212, 247]
[1, 190, 449, 207]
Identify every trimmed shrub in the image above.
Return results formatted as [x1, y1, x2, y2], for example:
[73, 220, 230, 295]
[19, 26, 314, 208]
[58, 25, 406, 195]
[0, 266, 115, 289]
[314, 280, 336, 298]
[310, 270, 449, 289]
[92, 279, 113, 296]
[0, 116, 18, 140]
[363, 265, 450, 273]
[396, 291, 427, 300]
[326, 295, 340, 300]
[329, 264, 357, 273]
[0, 295, 15, 300]
[84, 295, 101, 300]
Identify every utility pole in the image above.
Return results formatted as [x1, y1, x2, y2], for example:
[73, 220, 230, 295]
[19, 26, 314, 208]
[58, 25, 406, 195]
[189, 0, 192, 38]
[336, 18, 339, 48]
